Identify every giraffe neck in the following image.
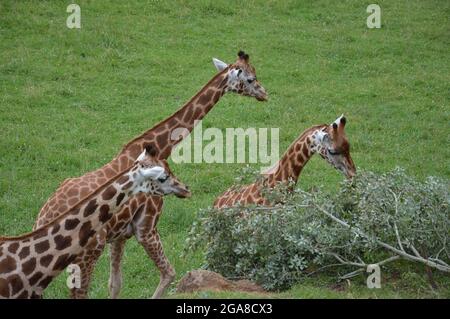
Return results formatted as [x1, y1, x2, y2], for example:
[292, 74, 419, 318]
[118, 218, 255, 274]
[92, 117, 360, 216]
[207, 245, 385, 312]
[264, 125, 327, 187]
[113, 68, 230, 170]
[0, 166, 142, 298]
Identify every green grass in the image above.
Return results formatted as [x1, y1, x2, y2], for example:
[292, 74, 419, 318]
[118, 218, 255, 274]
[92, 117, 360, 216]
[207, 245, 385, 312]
[0, 0, 449, 298]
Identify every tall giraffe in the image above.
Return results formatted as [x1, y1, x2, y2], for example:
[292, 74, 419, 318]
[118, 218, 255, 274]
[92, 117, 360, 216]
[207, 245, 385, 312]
[0, 146, 190, 299]
[33, 51, 268, 298]
[214, 115, 356, 208]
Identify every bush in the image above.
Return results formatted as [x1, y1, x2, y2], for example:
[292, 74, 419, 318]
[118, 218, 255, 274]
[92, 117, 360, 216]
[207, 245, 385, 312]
[185, 168, 450, 291]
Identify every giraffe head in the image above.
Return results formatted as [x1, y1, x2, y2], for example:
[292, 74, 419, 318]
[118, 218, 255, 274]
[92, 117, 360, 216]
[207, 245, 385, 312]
[132, 145, 191, 198]
[212, 50, 268, 101]
[311, 115, 356, 178]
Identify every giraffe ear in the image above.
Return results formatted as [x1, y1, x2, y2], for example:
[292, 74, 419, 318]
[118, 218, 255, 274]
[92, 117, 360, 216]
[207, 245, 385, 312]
[212, 58, 228, 71]
[140, 166, 165, 179]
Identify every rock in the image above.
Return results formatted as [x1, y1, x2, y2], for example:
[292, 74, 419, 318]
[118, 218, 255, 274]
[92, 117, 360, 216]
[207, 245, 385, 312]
[177, 270, 265, 294]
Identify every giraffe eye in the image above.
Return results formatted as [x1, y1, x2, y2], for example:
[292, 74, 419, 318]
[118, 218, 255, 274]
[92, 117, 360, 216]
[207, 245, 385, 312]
[247, 78, 255, 84]
[157, 175, 169, 183]
[328, 148, 341, 156]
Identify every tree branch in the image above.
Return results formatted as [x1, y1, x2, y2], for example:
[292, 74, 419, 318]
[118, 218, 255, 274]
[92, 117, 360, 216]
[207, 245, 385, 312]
[313, 204, 450, 273]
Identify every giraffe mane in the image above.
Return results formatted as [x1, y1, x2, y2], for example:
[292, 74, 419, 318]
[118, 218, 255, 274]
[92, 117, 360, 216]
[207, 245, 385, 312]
[0, 165, 135, 242]
[261, 124, 328, 176]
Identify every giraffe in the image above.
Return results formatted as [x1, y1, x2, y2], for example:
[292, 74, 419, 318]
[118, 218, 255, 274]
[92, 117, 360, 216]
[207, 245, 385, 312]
[0, 146, 190, 299]
[214, 115, 356, 208]
[33, 51, 268, 298]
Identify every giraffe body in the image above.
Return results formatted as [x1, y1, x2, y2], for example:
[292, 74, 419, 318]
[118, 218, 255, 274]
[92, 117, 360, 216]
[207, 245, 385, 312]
[214, 116, 356, 208]
[33, 52, 267, 298]
[0, 147, 190, 298]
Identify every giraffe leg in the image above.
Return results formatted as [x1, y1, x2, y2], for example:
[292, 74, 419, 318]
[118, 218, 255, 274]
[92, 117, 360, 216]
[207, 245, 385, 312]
[132, 196, 174, 299]
[108, 238, 126, 299]
[136, 228, 175, 299]
[70, 228, 107, 299]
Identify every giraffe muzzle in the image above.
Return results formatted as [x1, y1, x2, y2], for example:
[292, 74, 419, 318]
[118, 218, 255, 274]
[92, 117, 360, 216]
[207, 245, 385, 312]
[256, 91, 268, 101]
[174, 185, 192, 198]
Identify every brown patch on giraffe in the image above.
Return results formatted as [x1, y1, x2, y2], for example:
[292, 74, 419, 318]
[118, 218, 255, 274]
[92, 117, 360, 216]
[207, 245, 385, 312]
[99, 204, 112, 223]
[0, 278, 10, 298]
[53, 253, 76, 271]
[80, 187, 90, 196]
[68, 197, 78, 206]
[34, 228, 48, 240]
[164, 117, 180, 130]
[131, 204, 145, 222]
[8, 242, 19, 254]
[116, 193, 125, 206]
[59, 205, 69, 213]
[0, 256, 16, 273]
[79, 221, 96, 247]
[40, 255, 53, 267]
[156, 131, 169, 150]
[117, 175, 129, 185]
[122, 181, 133, 190]
[197, 89, 214, 105]
[8, 274, 23, 296]
[129, 199, 138, 213]
[67, 188, 78, 197]
[119, 156, 130, 169]
[28, 271, 43, 286]
[127, 144, 141, 158]
[213, 90, 222, 103]
[102, 185, 117, 200]
[47, 197, 57, 208]
[22, 258, 37, 275]
[292, 163, 302, 176]
[18, 246, 30, 259]
[182, 106, 194, 122]
[70, 207, 80, 216]
[105, 166, 117, 177]
[65, 218, 80, 230]
[302, 145, 309, 158]
[192, 106, 203, 120]
[54, 235, 72, 250]
[38, 276, 54, 289]
[35, 240, 50, 254]
[51, 223, 61, 235]
[84, 199, 98, 217]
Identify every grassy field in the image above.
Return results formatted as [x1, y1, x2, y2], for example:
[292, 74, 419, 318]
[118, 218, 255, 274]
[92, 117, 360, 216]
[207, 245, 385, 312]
[0, 0, 449, 298]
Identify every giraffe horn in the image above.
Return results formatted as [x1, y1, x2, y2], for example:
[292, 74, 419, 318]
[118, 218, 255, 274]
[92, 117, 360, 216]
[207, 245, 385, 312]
[332, 114, 345, 128]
